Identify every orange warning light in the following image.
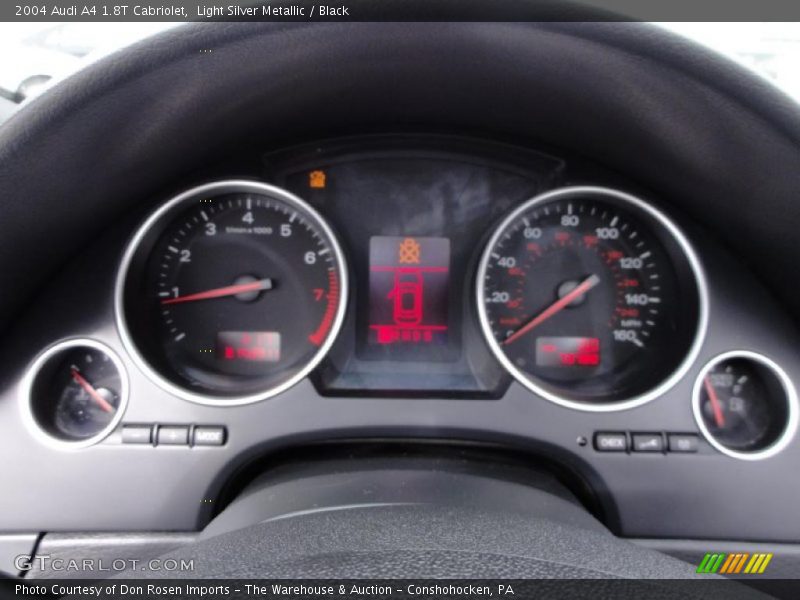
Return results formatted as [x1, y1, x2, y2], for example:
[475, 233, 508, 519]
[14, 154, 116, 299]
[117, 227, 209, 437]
[398, 238, 421, 264]
[309, 170, 326, 189]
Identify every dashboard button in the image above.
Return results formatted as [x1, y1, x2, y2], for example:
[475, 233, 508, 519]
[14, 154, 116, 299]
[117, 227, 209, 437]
[632, 433, 664, 453]
[668, 433, 699, 453]
[121, 425, 152, 445]
[157, 426, 189, 446]
[193, 426, 226, 446]
[594, 432, 627, 452]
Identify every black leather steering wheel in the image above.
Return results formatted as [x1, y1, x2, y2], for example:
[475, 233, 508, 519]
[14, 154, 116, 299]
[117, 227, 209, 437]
[115, 454, 764, 597]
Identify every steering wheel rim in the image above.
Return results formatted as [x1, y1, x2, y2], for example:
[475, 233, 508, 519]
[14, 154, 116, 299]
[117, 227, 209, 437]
[2, 22, 800, 338]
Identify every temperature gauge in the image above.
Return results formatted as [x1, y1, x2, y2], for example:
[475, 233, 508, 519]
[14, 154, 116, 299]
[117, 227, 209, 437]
[23, 340, 128, 447]
[693, 351, 798, 460]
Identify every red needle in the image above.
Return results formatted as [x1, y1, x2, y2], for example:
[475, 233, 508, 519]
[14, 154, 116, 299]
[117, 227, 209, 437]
[704, 375, 726, 428]
[502, 274, 601, 346]
[71, 368, 114, 413]
[161, 278, 272, 305]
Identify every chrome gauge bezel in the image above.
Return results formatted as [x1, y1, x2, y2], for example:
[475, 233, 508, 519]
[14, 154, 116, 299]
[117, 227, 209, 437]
[20, 338, 130, 449]
[115, 180, 349, 406]
[476, 185, 709, 412]
[692, 350, 799, 460]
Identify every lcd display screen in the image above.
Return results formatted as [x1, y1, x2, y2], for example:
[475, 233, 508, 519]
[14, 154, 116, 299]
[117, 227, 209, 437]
[216, 331, 281, 362]
[368, 236, 451, 347]
[536, 337, 600, 368]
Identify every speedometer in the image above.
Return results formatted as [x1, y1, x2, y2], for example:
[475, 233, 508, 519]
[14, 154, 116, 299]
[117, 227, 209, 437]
[116, 180, 348, 405]
[477, 186, 707, 410]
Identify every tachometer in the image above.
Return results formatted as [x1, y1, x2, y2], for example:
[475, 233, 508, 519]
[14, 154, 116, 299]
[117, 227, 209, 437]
[116, 180, 348, 405]
[477, 186, 707, 410]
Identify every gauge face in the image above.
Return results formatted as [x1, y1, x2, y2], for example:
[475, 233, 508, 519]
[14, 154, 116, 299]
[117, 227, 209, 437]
[477, 187, 706, 408]
[117, 181, 348, 404]
[25, 340, 128, 446]
[54, 348, 122, 439]
[694, 352, 797, 458]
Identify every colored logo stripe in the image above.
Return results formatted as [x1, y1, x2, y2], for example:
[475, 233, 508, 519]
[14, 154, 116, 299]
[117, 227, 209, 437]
[744, 553, 774, 574]
[697, 553, 725, 573]
[723, 553, 749, 574]
[698, 552, 773, 574]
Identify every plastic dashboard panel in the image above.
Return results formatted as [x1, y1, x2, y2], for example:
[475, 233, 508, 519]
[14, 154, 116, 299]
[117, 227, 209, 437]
[1, 22, 800, 544]
[1, 135, 800, 545]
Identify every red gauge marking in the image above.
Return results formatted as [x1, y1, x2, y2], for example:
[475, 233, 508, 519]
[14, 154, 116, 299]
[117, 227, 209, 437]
[502, 274, 601, 346]
[162, 279, 272, 305]
[704, 375, 726, 428]
[70, 368, 114, 413]
[583, 235, 599, 248]
[309, 270, 340, 346]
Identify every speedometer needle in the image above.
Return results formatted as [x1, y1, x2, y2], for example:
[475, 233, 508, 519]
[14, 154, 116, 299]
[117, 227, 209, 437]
[161, 278, 273, 305]
[71, 368, 114, 413]
[502, 274, 601, 346]
[703, 375, 726, 428]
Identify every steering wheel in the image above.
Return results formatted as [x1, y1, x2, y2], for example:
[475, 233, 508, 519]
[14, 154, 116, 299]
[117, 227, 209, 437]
[108, 452, 763, 597]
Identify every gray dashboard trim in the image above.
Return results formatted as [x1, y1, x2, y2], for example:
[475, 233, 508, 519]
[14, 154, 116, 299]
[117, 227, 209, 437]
[24, 533, 197, 579]
[0, 534, 38, 577]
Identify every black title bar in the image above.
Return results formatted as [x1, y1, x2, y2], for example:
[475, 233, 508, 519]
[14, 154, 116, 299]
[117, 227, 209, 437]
[7, 0, 800, 22]
[4, 578, 800, 600]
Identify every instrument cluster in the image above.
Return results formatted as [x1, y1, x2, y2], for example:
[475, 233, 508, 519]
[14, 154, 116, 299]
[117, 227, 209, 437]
[19, 137, 798, 462]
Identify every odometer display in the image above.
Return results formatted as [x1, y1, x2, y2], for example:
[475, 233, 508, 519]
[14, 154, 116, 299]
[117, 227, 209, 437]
[117, 181, 347, 405]
[477, 187, 706, 409]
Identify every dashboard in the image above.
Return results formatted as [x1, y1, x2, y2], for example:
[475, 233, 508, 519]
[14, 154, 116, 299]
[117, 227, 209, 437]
[2, 133, 800, 544]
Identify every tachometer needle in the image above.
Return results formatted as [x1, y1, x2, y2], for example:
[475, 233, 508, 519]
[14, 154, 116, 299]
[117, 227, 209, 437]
[161, 278, 273, 305]
[70, 368, 114, 413]
[703, 375, 726, 428]
[502, 274, 601, 346]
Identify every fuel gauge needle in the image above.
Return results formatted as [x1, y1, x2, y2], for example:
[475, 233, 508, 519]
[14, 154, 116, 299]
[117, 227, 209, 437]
[502, 274, 601, 346]
[71, 368, 114, 413]
[704, 375, 726, 427]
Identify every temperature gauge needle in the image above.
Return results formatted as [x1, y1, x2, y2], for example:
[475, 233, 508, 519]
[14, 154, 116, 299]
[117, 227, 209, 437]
[704, 375, 726, 427]
[162, 278, 273, 305]
[70, 368, 114, 413]
[502, 274, 601, 346]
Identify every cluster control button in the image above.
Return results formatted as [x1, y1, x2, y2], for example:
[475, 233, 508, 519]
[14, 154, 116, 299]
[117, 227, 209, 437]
[594, 432, 627, 452]
[121, 424, 227, 447]
[593, 431, 702, 455]
[668, 434, 699, 453]
[632, 433, 664, 453]
[121, 425, 152, 445]
[193, 426, 226, 446]
[157, 426, 189, 446]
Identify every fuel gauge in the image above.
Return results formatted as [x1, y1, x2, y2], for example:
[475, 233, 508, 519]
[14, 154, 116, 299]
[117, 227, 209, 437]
[23, 340, 129, 447]
[693, 351, 798, 460]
